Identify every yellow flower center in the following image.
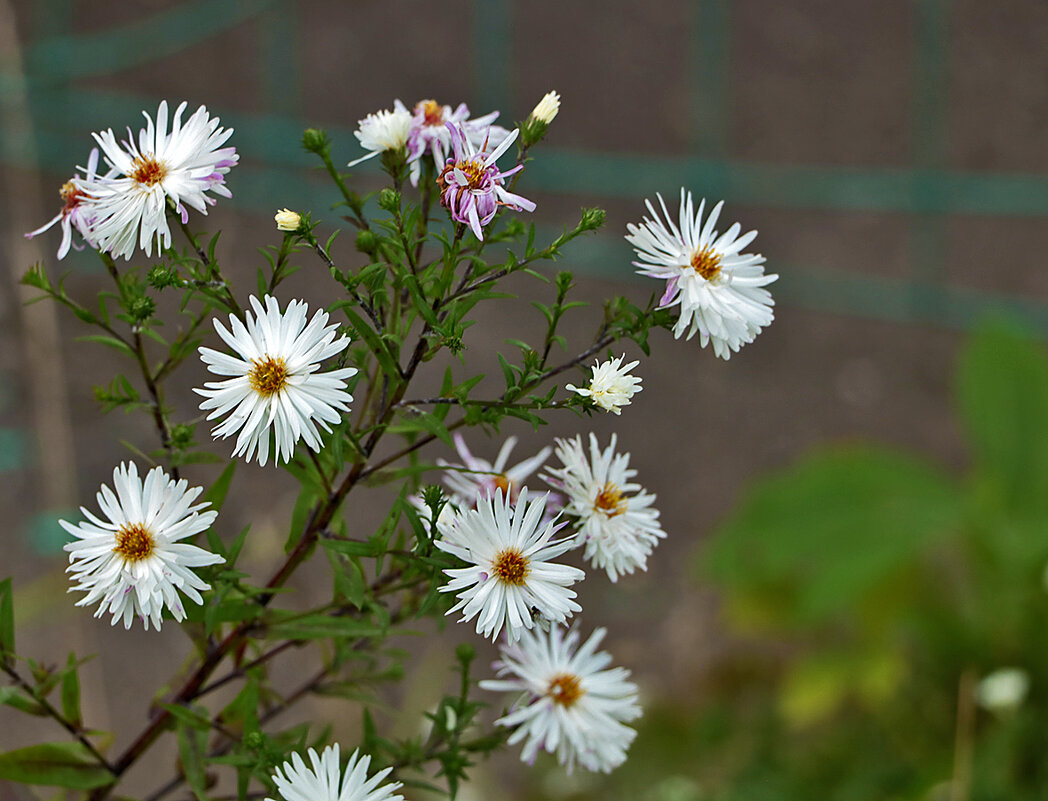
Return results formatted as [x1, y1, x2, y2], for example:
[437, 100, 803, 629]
[492, 548, 530, 586]
[493, 474, 512, 496]
[249, 356, 289, 396]
[130, 155, 167, 187]
[547, 673, 585, 707]
[691, 246, 722, 281]
[418, 99, 445, 127]
[59, 181, 86, 214]
[114, 522, 155, 562]
[594, 482, 627, 517]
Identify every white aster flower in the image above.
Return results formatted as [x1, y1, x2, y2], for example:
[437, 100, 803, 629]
[530, 90, 561, 125]
[480, 625, 641, 773]
[81, 100, 238, 260]
[266, 744, 403, 801]
[61, 462, 223, 631]
[543, 434, 664, 582]
[626, 189, 777, 359]
[347, 104, 414, 167]
[436, 488, 584, 642]
[975, 668, 1029, 713]
[25, 148, 109, 259]
[195, 294, 357, 467]
[438, 433, 552, 508]
[566, 354, 642, 415]
[405, 98, 511, 186]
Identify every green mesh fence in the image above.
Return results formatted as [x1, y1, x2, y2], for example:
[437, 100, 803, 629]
[8, 0, 1048, 332]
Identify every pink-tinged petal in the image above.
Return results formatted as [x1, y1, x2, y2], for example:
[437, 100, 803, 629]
[659, 276, 680, 307]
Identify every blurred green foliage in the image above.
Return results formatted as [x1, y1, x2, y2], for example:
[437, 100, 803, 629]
[526, 321, 1048, 800]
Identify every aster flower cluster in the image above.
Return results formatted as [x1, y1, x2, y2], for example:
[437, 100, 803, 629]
[15, 88, 781, 800]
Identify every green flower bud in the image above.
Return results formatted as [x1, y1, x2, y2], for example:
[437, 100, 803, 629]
[377, 188, 400, 213]
[147, 265, 179, 290]
[127, 295, 156, 323]
[455, 643, 475, 666]
[301, 128, 329, 155]
[243, 732, 264, 750]
[579, 207, 607, 232]
[356, 229, 379, 254]
[169, 423, 194, 450]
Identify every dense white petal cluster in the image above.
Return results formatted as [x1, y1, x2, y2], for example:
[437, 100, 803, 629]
[266, 745, 403, 801]
[566, 355, 642, 414]
[626, 189, 777, 358]
[196, 295, 357, 466]
[436, 488, 584, 641]
[61, 462, 223, 631]
[543, 434, 664, 582]
[348, 104, 414, 167]
[81, 101, 238, 260]
[480, 625, 641, 773]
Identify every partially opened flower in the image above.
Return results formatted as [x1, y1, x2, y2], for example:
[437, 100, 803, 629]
[543, 434, 664, 582]
[25, 148, 107, 259]
[437, 123, 535, 240]
[480, 625, 641, 773]
[348, 103, 414, 167]
[81, 100, 238, 260]
[405, 99, 510, 185]
[436, 488, 584, 641]
[196, 295, 357, 466]
[61, 462, 223, 631]
[626, 189, 777, 359]
[566, 355, 642, 415]
[529, 90, 561, 125]
[267, 744, 403, 801]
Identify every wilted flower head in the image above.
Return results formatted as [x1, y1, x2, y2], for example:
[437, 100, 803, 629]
[437, 123, 535, 240]
[438, 434, 552, 508]
[25, 148, 107, 260]
[404, 99, 510, 186]
[81, 100, 238, 260]
[566, 355, 642, 415]
[348, 104, 414, 167]
[274, 208, 301, 232]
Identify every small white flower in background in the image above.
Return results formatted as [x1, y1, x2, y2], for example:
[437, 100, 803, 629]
[436, 487, 584, 642]
[81, 101, 238, 260]
[975, 668, 1029, 713]
[543, 433, 664, 582]
[626, 189, 777, 359]
[347, 104, 414, 167]
[566, 354, 642, 415]
[25, 148, 108, 259]
[274, 208, 301, 232]
[195, 294, 357, 467]
[480, 625, 641, 773]
[529, 90, 561, 125]
[438, 433, 552, 508]
[61, 462, 223, 631]
[266, 744, 403, 801]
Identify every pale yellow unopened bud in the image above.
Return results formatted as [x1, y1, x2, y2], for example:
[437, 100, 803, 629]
[274, 208, 301, 232]
[530, 91, 560, 125]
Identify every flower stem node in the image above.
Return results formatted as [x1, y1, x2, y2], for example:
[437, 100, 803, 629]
[274, 208, 302, 233]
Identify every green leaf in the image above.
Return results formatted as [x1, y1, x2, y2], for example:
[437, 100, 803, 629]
[0, 743, 114, 789]
[340, 307, 401, 381]
[204, 461, 237, 513]
[703, 445, 962, 627]
[177, 722, 209, 801]
[158, 702, 212, 732]
[0, 686, 45, 716]
[957, 321, 1048, 516]
[73, 334, 136, 358]
[266, 614, 384, 641]
[60, 653, 81, 729]
[0, 578, 12, 661]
